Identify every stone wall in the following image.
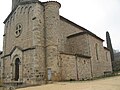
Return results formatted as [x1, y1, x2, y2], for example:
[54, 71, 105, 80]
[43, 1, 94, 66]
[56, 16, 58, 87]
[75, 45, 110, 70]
[23, 49, 35, 84]
[3, 2, 46, 85]
[66, 33, 90, 56]
[59, 18, 84, 52]
[88, 34, 112, 77]
[60, 31, 112, 79]
[3, 56, 11, 82]
[31, 2, 45, 84]
[3, 3, 35, 55]
[0, 53, 3, 82]
[60, 54, 77, 80]
[103, 48, 112, 74]
[60, 53, 91, 81]
[77, 56, 92, 80]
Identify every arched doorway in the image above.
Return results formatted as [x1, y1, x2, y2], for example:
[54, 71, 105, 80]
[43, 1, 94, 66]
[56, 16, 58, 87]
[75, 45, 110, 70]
[15, 58, 21, 81]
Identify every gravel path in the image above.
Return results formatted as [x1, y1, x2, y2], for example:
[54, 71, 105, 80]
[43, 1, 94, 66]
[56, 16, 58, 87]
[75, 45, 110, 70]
[17, 76, 120, 90]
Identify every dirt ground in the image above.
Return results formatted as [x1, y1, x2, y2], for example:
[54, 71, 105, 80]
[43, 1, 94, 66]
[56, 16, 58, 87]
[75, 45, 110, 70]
[17, 76, 120, 90]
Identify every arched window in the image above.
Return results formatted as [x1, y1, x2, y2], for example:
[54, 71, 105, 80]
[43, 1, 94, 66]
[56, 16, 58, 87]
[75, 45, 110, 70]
[15, 58, 21, 81]
[95, 43, 99, 60]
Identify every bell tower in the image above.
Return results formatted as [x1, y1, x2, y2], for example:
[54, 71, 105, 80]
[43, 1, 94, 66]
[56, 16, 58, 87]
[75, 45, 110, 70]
[12, 0, 38, 10]
[12, 0, 20, 9]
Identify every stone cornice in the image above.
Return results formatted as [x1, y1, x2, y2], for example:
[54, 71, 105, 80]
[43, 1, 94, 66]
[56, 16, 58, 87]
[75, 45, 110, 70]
[67, 31, 104, 41]
[60, 52, 91, 59]
[104, 47, 110, 51]
[1, 46, 35, 58]
[67, 32, 86, 38]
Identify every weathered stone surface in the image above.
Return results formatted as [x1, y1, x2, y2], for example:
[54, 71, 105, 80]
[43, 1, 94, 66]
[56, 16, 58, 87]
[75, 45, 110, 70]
[44, 1, 61, 81]
[66, 33, 90, 56]
[60, 53, 91, 80]
[0, 0, 112, 86]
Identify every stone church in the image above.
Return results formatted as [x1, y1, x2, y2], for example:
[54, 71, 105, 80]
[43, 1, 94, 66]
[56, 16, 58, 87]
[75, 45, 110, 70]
[0, 0, 112, 85]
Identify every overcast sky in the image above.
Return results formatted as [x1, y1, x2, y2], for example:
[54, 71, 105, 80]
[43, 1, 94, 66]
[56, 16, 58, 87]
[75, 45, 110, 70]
[0, 0, 120, 51]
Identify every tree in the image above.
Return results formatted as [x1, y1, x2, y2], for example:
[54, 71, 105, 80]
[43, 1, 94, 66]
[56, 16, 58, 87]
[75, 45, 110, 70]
[106, 31, 114, 61]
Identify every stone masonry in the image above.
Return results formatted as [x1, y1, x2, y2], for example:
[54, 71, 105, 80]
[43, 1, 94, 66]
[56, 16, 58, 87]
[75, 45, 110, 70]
[0, 0, 112, 85]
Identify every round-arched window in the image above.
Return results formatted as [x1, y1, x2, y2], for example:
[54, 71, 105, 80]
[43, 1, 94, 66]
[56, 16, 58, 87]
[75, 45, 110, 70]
[15, 58, 21, 81]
